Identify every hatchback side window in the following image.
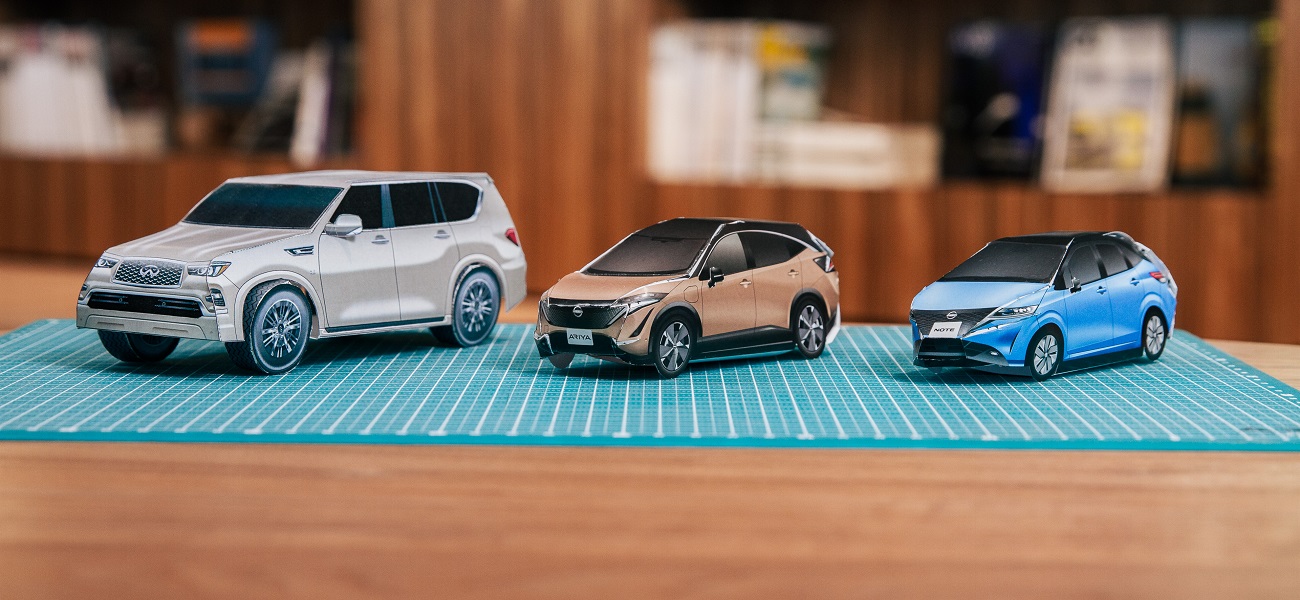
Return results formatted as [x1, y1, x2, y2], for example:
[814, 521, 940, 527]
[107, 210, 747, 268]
[703, 234, 748, 275]
[1118, 244, 1144, 268]
[1097, 243, 1130, 278]
[435, 181, 481, 222]
[390, 182, 439, 227]
[332, 185, 384, 230]
[1064, 245, 1103, 286]
[740, 232, 795, 269]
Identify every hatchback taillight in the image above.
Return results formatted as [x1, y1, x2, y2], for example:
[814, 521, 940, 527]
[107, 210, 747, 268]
[505, 228, 520, 246]
[1150, 271, 1166, 283]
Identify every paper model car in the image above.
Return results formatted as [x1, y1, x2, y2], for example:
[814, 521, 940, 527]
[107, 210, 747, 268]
[910, 231, 1177, 380]
[535, 218, 840, 378]
[78, 171, 527, 374]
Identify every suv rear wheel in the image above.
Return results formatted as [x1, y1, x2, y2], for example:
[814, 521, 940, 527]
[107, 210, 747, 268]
[432, 269, 500, 347]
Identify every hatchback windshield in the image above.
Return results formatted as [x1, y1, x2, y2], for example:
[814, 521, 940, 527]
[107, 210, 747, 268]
[184, 183, 343, 229]
[584, 234, 710, 276]
[940, 241, 1067, 283]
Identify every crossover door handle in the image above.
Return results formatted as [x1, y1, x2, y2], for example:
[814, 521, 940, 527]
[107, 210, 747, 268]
[434, 229, 451, 240]
[740, 279, 752, 288]
[372, 235, 390, 245]
[787, 269, 799, 278]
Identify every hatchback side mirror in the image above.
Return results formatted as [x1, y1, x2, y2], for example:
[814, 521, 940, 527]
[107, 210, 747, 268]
[325, 214, 363, 238]
[706, 266, 724, 288]
[1070, 277, 1082, 293]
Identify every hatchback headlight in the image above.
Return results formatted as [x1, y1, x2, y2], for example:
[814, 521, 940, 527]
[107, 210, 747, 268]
[94, 255, 118, 269]
[187, 261, 231, 277]
[989, 305, 1037, 319]
[615, 292, 667, 314]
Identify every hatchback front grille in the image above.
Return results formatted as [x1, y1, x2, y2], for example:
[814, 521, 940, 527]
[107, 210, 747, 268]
[910, 308, 994, 337]
[112, 259, 184, 287]
[88, 292, 203, 318]
[542, 299, 625, 329]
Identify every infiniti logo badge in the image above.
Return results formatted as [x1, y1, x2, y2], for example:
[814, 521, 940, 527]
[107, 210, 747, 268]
[140, 265, 161, 278]
[572, 306, 584, 317]
[946, 311, 958, 320]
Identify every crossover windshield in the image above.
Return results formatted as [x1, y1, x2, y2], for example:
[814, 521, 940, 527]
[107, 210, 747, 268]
[183, 183, 343, 229]
[584, 234, 710, 276]
[940, 241, 1066, 283]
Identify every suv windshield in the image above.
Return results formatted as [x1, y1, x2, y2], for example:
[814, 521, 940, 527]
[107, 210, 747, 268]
[584, 234, 710, 276]
[183, 183, 343, 229]
[940, 241, 1066, 283]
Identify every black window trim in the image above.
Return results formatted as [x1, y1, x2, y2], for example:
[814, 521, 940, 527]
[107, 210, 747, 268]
[387, 181, 443, 230]
[692, 228, 816, 277]
[431, 179, 485, 224]
[1096, 242, 1133, 279]
[329, 183, 388, 231]
[1061, 242, 1105, 287]
[327, 178, 486, 231]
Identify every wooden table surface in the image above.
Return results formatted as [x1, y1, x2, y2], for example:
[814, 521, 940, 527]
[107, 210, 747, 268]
[2, 256, 1299, 598]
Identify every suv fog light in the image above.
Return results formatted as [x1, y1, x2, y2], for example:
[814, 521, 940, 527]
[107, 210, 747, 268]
[78, 284, 89, 301]
[205, 288, 227, 312]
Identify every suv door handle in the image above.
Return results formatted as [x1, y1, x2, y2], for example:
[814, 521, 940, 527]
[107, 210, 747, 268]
[371, 235, 390, 245]
[434, 230, 451, 240]
[740, 279, 752, 288]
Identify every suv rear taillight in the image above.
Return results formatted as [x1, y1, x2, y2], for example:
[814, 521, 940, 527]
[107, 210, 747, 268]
[814, 254, 835, 272]
[505, 228, 520, 246]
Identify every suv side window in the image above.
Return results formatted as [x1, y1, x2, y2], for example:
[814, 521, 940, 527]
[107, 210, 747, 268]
[1097, 243, 1130, 278]
[740, 232, 795, 269]
[703, 234, 748, 275]
[435, 181, 481, 222]
[1064, 245, 1103, 286]
[390, 182, 439, 227]
[333, 185, 384, 230]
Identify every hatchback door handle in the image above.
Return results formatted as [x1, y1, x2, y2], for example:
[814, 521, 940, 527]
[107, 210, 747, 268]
[1130, 277, 1141, 286]
[434, 230, 451, 240]
[740, 279, 752, 288]
[1096, 286, 1107, 294]
[372, 235, 389, 245]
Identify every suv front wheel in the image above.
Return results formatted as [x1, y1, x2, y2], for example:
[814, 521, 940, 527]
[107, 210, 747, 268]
[99, 331, 178, 363]
[226, 284, 311, 375]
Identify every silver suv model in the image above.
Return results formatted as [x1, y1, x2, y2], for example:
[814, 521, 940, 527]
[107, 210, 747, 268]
[77, 170, 527, 374]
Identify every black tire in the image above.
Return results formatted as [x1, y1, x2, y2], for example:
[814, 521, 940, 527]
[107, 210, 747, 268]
[432, 269, 500, 347]
[548, 352, 575, 370]
[791, 297, 828, 359]
[225, 284, 311, 375]
[1142, 310, 1168, 361]
[650, 311, 695, 378]
[1027, 327, 1062, 381]
[98, 330, 178, 363]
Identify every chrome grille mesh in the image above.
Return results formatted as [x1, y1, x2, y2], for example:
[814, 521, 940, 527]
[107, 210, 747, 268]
[112, 260, 184, 287]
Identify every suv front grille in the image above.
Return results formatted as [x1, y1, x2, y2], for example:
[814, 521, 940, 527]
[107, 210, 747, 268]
[113, 259, 184, 287]
[910, 308, 994, 337]
[542, 299, 625, 329]
[88, 292, 203, 318]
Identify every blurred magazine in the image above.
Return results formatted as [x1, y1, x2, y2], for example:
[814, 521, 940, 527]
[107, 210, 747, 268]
[941, 21, 1050, 179]
[1041, 18, 1176, 193]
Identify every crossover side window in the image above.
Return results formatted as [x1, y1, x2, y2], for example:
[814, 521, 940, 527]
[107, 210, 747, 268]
[332, 185, 385, 230]
[740, 232, 798, 269]
[1064, 245, 1103, 286]
[703, 233, 748, 275]
[435, 181, 481, 222]
[1097, 243, 1130, 278]
[390, 182, 439, 227]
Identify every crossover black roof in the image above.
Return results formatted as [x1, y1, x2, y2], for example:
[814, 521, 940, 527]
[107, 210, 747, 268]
[639, 218, 817, 247]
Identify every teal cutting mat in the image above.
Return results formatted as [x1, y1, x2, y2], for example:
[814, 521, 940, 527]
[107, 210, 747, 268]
[0, 320, 1298, 450]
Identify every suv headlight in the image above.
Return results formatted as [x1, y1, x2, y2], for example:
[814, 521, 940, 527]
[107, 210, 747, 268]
[989, 305, 1037, 319]
[615, 292, 666, 314]
[94, 255, 118, 269]
[187, 261, 231, 278]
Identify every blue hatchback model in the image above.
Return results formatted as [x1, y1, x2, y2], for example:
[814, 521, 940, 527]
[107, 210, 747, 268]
[910, 231, 1177, 380]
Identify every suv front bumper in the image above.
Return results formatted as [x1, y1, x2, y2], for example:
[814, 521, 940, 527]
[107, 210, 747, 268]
[76, 273, 237, 341]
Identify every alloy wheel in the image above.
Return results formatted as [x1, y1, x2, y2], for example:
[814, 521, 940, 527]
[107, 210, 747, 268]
[460, 279, 496, 336]
[797, 304, 825, 354]
[1033, 333, 1059, 377]
[658, 321, 690, 372]
[260, 298, 302, 359]
[1145, 315, 1166, 356]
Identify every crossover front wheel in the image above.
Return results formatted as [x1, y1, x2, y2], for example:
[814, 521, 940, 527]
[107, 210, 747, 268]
[650, 312, 694, 378]
[226, 284, 311, 375]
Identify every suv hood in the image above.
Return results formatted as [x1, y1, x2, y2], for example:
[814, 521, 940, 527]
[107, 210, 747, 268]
[547, 271, 685, 302]
[912, 281, 1049, 311]
[107, 222, 307, 263]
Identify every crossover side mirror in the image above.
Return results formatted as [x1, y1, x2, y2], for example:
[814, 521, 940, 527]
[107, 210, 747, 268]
[325, 214, 363, 238]
[706, 266, 725, 288]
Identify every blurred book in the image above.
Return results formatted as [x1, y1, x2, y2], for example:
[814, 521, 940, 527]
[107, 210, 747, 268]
[176, 20, 275, 108]
[1172, 18, 1266, 187]
[756, 121, 939, 189]
[1040, 18, 1176, 193]
[648, 20, 828, 184]
[941, 21, 1049, 179]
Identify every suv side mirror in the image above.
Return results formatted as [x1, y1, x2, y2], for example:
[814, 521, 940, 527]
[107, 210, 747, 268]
[1070, 277, 1082, 293]
[706, 266, 724, 288]
[325, 214, 363, 238]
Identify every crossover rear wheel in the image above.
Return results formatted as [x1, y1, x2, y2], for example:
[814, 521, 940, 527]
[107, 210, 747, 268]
[792, 298, 828, 359]
[98, 331, 178, 363]
[1027, 328, 1062, 381]
[1142, 311, 1167, 361]
[650, 313, 694, 378]
[226, 284, 311, 375]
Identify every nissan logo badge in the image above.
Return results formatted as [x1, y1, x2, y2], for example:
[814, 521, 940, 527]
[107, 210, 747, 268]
[572, 306, 584, 317]
[946, 311, 958, 320]
[141, 265, 161, 278]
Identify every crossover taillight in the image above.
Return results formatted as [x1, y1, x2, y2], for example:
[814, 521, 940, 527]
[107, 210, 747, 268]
[505, 228, 520, 246]
[814, 254, 835, 272]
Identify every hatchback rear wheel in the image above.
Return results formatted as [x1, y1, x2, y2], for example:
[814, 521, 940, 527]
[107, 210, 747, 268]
[1142, 311, 1167, 361]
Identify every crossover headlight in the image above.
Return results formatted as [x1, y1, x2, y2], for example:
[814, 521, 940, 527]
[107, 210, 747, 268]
[94, 255, 118, 269]
[186, 261, 231, 278]
[615, 292, 667, 314]
[989, 304, 1037, 319]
